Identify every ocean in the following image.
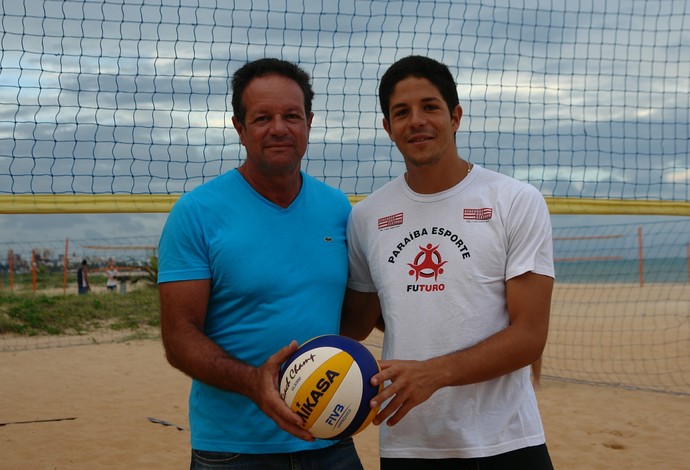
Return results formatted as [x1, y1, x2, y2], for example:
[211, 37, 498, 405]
[554, 257, 689, 284]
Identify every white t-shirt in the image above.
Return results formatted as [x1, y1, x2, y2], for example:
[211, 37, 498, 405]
[347, 165, 554, 459]
[106, 268, 118, 288]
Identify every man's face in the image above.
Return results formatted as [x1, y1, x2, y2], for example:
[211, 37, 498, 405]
[383, 76, 461, 168]
[232, 74, 313, 174]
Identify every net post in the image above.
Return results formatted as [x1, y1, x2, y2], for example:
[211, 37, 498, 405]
[637, 226, 644, 287]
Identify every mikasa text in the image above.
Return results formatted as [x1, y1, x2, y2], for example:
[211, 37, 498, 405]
[295, 369, 340, 422]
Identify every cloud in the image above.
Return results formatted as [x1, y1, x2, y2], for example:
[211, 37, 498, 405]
[665, 168, 690, 184]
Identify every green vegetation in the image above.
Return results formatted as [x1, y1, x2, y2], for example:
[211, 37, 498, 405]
[0, 286, 160, 336]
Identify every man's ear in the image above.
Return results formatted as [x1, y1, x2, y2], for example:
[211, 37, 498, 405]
[451, 104, 463, 132]
[382, 117, 393, 141]
[231, 116, 245, 146]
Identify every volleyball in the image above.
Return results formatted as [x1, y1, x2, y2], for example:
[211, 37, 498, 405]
[278, 334, 382, 440]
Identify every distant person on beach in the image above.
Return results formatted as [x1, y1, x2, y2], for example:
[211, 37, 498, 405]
[105, 258, 118, 292]
[157, 58, 360, 468]
[77, 260, 90, 294]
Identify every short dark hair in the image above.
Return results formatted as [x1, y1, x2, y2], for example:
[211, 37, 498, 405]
[231, 58, 315, 125]
[379, 55, 460, 122]
[81, 259, 87, 265]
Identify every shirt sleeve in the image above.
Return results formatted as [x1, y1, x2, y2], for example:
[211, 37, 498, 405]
[504, 185, 555, 281]
[157, 195, 213, 284]
[346, 207, 378, 293]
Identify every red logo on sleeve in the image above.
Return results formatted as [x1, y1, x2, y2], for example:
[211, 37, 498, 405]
[463, 208, 493, 220]
[378, 212, 403, 230]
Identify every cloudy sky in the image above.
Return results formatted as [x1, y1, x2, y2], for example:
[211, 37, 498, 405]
[0, 0, 688, 255]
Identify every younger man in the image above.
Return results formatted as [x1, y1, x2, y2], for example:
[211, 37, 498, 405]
[342, 55, 555, 469]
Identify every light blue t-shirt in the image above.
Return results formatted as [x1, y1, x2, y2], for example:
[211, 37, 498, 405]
[158, 169, 351, 453]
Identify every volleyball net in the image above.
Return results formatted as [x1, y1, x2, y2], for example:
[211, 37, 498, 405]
[1, 1, 689, 395]
[2, 219, 689, 395]
[0, 0, 688, 215]
[546, 219, 690, 395]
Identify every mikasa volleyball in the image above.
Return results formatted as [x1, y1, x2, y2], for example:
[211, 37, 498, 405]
[278, 334, 381, 440]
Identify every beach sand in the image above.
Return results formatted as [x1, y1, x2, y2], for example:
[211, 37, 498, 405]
[1, 337, 689, 469]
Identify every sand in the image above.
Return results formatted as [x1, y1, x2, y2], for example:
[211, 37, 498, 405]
[1, 337, 688, 469]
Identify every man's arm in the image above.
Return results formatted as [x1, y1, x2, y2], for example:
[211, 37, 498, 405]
[340, 288, 382, 341]
[159, 279, 313, 440]
[369, 271, 553, 426]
